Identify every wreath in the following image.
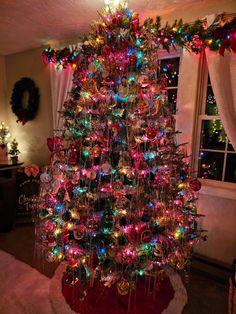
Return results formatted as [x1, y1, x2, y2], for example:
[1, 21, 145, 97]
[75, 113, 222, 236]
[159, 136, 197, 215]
[10, 77, 40, 125]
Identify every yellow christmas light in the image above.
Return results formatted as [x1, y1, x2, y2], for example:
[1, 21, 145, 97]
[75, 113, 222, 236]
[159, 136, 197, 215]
[54, 228, 61, 236]
[67, 222, 74, 230]
[58, 253, 63, 260]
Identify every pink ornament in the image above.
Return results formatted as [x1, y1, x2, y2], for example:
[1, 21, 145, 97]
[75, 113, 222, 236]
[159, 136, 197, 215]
[43, 219, 54, 232]
[173, 199, 183, 207]
[101, 162, 112, 175]
[116, 247, 136, 264]
[86, 169, 97, 180]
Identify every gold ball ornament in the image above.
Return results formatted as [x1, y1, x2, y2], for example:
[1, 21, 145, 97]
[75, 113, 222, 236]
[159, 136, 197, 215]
[117, 278, 130, 295]
[154, 242, 163, 258]
[154, 98, 162, 113]
[91, 145, 101, 158]
[76, 101, 83, 113]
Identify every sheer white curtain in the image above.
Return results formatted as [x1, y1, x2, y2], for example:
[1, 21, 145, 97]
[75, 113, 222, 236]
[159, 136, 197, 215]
[50, 65, 74, 130]
[205, 48, 236, 150]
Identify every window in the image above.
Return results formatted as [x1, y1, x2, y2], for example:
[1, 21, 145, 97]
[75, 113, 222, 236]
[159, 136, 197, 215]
[196, 54, 236, 183]
[159, 56, 180, 114]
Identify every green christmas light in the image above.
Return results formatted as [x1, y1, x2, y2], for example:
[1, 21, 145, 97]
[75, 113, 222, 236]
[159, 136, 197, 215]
[83, 149, 90, 158]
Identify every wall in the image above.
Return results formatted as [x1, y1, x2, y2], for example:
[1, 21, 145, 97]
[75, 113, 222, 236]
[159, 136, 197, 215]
[5, 47, 53, 167]
[197, 193, 236, 264]
[161, 0, 236, 265]
[0, 56, 7, 122]
[158, 0, 236, 24]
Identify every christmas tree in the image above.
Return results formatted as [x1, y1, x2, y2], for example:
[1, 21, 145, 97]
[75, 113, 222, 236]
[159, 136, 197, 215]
[39, 1, 205, 299]
[9, 138, 20, 157]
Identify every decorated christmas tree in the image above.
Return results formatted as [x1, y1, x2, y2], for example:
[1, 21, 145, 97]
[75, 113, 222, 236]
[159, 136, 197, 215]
[39, 0, 205, 301]
[9, 138, 20, 156]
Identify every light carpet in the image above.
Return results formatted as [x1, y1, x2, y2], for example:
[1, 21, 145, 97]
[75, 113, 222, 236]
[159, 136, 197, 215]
[0, 250, 187, 314]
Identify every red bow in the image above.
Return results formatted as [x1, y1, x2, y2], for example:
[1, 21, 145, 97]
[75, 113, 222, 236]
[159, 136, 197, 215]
[16, 110, 27, 125]
[230, 28, 236, 53]
[24, 164, 39, 177]
[219, 28, 236, 56]
[47, 137, 61, 152]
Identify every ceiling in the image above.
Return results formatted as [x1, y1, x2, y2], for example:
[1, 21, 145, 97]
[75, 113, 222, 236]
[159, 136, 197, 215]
[0, 0, 204, 55]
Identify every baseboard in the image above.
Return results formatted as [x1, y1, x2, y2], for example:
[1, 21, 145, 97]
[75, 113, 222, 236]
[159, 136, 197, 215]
[192, 253, 233, 285]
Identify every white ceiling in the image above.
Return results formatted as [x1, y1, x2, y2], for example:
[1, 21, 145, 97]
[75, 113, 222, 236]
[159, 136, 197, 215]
[0, 0, 204, 55]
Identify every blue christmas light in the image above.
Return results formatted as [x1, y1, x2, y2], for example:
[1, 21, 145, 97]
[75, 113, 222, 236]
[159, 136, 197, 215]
[126, 10, 132, 17]
[148, 201, 154, 208]
[98, 247, 106, 255]
[55, 203, 63, 212]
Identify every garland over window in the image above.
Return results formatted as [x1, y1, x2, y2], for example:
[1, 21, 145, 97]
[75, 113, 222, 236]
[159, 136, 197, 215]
[42, 13, 236, 69]
[10, 77, 40, 125]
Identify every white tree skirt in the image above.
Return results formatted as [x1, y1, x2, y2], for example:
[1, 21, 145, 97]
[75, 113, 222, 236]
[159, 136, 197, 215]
[0, 250, 187, 314]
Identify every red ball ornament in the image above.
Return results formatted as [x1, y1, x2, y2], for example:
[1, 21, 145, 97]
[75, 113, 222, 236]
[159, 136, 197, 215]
[140, 229, 152, 244]
[112, 123, 121, 132]
[112, 17, 118, 25]
[120, 38, 129, 50]
[129, 54, 137, 65]
[131, 13, 139, 32]
[127, 227, 139, 244]
[88, 251, 99, 269]
[146, 127, 157, 140]
[63, 233, 69, 244]
[101, 45, 111, 57]
[189, 179, 202, 192]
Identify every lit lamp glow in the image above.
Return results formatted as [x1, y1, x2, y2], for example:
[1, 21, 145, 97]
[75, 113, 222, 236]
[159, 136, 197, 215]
[0, 121, 11, 146]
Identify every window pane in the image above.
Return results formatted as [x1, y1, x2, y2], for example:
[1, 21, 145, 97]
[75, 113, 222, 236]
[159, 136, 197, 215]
[167, 88, 177, 114]
[200, 120, 226, 150]
[160, 58, 180, 87]
[225, 153, 236, 183]
[198, 151, 224, 180]
[205, 86, 218, 115]
[227, 141, 235, 152]
[207, 75, 211, 85]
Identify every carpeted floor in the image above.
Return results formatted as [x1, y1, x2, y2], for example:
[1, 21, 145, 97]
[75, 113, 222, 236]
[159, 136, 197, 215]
[0, 224, 229, 314]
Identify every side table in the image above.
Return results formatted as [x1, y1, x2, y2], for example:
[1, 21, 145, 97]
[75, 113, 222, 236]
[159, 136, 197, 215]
[0, 163, 24, 232]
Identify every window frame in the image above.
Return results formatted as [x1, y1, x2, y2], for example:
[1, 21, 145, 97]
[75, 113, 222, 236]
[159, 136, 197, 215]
[192, 51, 236, 194]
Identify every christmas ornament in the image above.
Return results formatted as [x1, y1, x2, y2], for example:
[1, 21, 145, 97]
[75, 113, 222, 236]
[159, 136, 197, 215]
[189, 179, 202, 192]
[117, 278, 130, 295]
